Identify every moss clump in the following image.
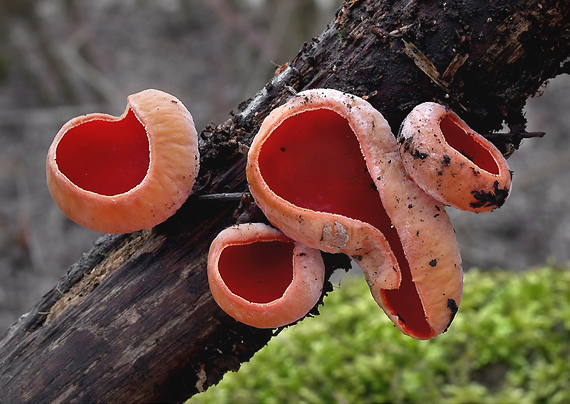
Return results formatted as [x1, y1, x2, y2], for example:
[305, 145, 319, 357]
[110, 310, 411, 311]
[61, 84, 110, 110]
[189, 264, 570, 404]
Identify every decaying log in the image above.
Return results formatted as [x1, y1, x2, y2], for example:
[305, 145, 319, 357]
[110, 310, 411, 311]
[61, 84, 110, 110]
[0, 0, 569, 402]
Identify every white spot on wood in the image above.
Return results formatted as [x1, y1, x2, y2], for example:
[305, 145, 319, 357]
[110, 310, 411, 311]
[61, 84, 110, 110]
[196, 365, 207, 393]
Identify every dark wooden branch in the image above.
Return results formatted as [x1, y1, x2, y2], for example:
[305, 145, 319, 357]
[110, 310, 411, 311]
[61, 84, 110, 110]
[1, 0, 569, 402]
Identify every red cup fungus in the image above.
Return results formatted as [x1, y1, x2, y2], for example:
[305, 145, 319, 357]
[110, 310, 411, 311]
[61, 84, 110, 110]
[398, 102, 512, 213]
[46, 89, 199, 234]
[207, 223, 325, 329]
[246, 89, 463, 339]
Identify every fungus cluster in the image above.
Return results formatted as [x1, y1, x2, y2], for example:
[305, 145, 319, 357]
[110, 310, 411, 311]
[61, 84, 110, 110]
[47, 89, 199, 234]
[46, 86, 511, 340]
[208, 89, 512, 340]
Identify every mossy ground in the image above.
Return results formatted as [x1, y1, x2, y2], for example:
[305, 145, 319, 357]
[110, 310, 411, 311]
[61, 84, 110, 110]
[189, 264, 570, 404]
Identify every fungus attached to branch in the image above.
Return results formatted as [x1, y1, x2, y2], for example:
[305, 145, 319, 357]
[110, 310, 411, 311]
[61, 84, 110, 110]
[207, 223, 325, 329]
[398, 102, 512, 213]
[247, 90, 400, 292]
[46, 89, 199, 234]
[246, 89, 463, 339]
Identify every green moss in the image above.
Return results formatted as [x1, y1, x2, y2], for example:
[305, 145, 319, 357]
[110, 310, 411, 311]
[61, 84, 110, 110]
[337, 28, 345, 45]
[189, 264, 570, 404]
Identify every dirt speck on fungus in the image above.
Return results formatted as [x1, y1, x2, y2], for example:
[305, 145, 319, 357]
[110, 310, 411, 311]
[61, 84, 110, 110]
[470, 180, 510, 209]
[444, 298, 459, 332]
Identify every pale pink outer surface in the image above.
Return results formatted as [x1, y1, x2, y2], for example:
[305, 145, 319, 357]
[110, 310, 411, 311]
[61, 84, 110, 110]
[46, 89, 200, 234]
[398, 102, 512, 213]
[207, 223, 326, 329]
[246, 89, 463, 337]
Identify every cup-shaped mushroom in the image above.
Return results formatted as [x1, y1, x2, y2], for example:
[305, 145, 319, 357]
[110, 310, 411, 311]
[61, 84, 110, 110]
[207, 223, 325, 328]
[397, 102, 512, 213]
[246, 89, 463, 339]
[46, 89, 199, 233]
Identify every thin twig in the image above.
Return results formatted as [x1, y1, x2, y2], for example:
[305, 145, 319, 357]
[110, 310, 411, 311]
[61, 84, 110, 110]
[482, 131, 546, 139]
[195, 192, 245, 202]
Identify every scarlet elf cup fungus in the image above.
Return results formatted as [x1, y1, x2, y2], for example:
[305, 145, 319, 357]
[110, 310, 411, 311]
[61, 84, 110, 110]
[246, 89, 463, 339]
[397, 102, 512, 213]
[207, 223, 326, 328]
[46, 89, 199, 234]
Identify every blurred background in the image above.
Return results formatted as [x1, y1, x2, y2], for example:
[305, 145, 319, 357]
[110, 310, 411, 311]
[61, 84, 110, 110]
[0, 0, 568, 333]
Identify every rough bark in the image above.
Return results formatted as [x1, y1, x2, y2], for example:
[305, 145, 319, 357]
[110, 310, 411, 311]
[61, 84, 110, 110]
[0, 0, 569, 403]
